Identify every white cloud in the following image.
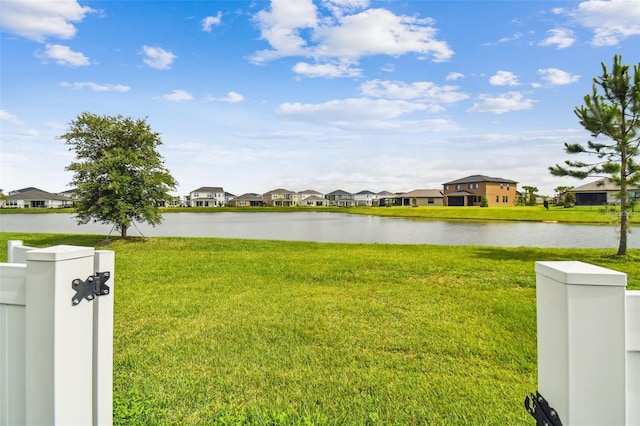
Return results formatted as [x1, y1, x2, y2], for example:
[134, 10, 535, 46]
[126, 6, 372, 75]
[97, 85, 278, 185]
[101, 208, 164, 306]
[0, 0, 93, 42]
[446, 72, 464, 81]
[220, 92, 245, 103]
[292, 61, 361, 78]
[489, 71, 520, 86]
[59, 81, 130, 92]
[467, 92, 534, 114]
[162, 90, 193, 102]
[323, 0, 370, 16]
[206, 92, 246, 103]
[250, 1, 453, 71]
[498, 32, 522, 43]
[539, 28, 576, 49]
[21, 129, 40, 137]
[0, 109, 24, 125]
[537, 68, 580, 86]
[142, 45, 176, 69]
[251, 0, 318, 62]
[202, 11, 222, 32]
[276, 98, 433, 126]
[314, 8, 453, 61]
[38, 44, 90, 67]
[574, 0, 640, 46]
[381, 63, 395, 73]
[359, 80, 468, 104]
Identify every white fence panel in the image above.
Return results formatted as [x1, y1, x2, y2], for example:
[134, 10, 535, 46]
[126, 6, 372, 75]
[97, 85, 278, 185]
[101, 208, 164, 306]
[0, 240, 114, 426]
[535, 261, 638, 426]
[0, 263, 27, 426]
[628, 291, 640, 426]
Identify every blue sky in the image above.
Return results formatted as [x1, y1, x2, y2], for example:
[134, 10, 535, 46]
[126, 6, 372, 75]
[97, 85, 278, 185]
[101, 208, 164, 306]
[1, 0, 639, 197]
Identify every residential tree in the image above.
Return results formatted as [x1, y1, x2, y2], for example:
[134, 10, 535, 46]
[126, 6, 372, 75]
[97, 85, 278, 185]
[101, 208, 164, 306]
[553, 185, 574, 205]
[522, 185, 538, 206]
[549, 55, 640, 255]
[59, 112, 178, 237]
[563, 191, 576, 208]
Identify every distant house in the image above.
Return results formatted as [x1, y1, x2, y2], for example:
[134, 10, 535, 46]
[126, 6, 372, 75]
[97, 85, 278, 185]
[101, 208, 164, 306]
[189, 186, 225, 207]
[263, 188, 298, 207]
[227, 193, 265, 207]
[571, 178, 640, 206]
[442, 175, 518, 207]
[224, 192, 236, 205]
[377, 190, 443, 207]
[58, 188, 77, 200]
[325, 190, 355, 207]
[3, 187, 73, 209]
[301, 195, 329, 207]
[353, 190, 377, 206]
[401, 189, 444, 206]
[299, 190, 324, 203]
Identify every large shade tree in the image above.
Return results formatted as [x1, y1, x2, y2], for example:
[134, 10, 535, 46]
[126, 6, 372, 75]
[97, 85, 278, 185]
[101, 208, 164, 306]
[550, 55, 640, 255]
[59, 112, 178, 237]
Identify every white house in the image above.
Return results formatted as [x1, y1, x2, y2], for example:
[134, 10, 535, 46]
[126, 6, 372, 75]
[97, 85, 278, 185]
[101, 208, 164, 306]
[353, 190, 377, 206]
[189, 186, 225, 207]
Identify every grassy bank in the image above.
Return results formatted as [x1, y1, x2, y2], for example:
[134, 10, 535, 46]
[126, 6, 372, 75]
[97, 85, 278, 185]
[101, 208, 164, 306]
[344, 205, 640, 224]
[2, 204, 639, 225]
[1, 233, 638, 425]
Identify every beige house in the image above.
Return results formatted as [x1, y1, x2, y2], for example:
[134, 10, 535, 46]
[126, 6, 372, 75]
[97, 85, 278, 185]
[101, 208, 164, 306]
[401, 189, 444, 206]
[263, 188, 298, 206]
[442, 175, 518, 207]
[227, 193, 264, 207]
[3, 188, 73, 209]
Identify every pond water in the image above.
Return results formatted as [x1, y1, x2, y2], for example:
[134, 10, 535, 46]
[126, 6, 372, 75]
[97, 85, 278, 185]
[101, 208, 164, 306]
[1, 212, 638, 248]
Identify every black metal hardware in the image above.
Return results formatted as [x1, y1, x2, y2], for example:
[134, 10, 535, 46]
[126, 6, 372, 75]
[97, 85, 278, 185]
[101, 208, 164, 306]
[524, 391, 563, 426]
[71, 272, 111, 306]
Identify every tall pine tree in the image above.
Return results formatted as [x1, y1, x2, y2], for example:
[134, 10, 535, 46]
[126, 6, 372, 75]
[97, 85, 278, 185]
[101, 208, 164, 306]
[550, 55, 640, 256]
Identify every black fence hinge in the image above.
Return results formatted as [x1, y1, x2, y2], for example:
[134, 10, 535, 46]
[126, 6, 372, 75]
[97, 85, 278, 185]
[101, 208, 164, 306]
[524, 391, 563, 426]
[71, 272, 111, 306]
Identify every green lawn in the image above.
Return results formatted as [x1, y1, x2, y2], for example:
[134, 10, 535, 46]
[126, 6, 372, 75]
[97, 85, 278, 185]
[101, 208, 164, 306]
[343, 205, 640, 224]
[1, 233, 638, 425]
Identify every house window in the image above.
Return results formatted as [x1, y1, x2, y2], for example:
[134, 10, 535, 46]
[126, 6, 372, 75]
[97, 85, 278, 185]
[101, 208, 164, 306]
[428, 197, 434, 204]
[500, 183, 504, 189]
[7, 200, 17, 207]
[502, 196, 508, 203]
[496, 196, 499, 203]
[507, 184, 510, 190]
[193, 193, 199, 198]
[444, 185, 449, 190]
[456, 184, 461, 190]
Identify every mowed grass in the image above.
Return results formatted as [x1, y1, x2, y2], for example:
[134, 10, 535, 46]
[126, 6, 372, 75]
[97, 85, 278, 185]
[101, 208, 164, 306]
[1, 233, 639, 425]
[344, 205, 640, 224]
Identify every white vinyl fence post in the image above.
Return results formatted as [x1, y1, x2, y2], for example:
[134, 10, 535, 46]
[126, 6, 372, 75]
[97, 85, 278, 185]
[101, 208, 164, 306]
[93, 250, 115, 426]
[627, 291, 640, 425]
[0, 262, 27, 426]
[535, 261, 627, 425]
[7, 240, 23, 263]
[25, 245, 97, 425]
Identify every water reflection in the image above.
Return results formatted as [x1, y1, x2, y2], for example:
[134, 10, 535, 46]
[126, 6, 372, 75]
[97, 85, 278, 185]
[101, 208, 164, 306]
[0, 212, 637, 248]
